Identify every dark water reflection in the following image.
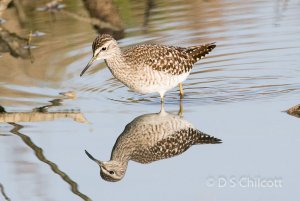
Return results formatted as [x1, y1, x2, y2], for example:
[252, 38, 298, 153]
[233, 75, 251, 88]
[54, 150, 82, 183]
[0, 93, 90, 200]
[286, 104, 300, 118]
[0, 0, 300, 200]
[0, 182, 11, 201]
[0, 92, 86, 123]
[9, 122, 91, 201]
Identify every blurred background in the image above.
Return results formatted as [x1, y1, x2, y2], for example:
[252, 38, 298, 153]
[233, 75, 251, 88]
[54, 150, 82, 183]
[0, 0, 300, 200]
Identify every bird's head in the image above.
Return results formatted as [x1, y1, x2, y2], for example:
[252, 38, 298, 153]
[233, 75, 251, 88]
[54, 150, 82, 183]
[85, 150, 127, 182]
[80, 34, 119, 76]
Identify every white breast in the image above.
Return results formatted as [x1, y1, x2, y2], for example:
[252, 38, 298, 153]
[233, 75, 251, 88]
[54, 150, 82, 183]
[131, 67, 191, 96]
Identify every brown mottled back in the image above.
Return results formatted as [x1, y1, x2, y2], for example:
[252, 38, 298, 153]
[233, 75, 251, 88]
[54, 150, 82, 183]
[136, 128, 221, 163]
[123, 43, 216, 75]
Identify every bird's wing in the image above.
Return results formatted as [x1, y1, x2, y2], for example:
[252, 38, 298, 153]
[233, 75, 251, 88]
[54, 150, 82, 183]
[124, 44, 215, 75]
[147, 128, 221, 162]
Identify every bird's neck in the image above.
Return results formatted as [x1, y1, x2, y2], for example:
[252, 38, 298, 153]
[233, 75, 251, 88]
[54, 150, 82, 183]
[111, 147, 131, 161]
[104, 49, 130, 78]
[109, 153, 130, 171]
[110, 139, 135, 165]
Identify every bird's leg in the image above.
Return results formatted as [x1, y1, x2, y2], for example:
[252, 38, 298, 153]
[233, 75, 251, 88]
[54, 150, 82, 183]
[178, 97, 183, 117]
[179, 83, 184, 97]
[160, 93, 164, 103]
[159, 100, 167, 116]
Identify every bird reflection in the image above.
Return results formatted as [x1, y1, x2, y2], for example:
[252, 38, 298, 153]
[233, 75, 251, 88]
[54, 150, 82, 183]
[85, 105, 221, 182]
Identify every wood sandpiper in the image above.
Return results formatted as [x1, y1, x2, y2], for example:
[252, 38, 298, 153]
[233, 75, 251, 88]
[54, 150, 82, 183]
[85, 106, 221, 182]
[80, 34, 216, 102]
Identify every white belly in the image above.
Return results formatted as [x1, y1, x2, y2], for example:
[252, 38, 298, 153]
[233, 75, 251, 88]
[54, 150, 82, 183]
[130, 69, 190, 96]
[107, 62, 191, 97]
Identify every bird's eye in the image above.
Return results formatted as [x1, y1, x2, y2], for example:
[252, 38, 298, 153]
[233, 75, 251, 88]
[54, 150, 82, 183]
[102, 47, 107, 51]
[109, 171, 115, 175]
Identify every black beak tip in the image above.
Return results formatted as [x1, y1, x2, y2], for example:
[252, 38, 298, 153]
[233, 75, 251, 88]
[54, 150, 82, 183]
[80, 57, 95, 77]
[85, 149, 96, 161]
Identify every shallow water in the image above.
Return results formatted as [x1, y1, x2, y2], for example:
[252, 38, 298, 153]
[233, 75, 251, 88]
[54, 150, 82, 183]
[0, 0, 300, 200]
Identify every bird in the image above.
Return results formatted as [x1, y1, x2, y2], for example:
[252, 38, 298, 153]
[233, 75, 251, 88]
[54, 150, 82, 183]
[85, 106, 221, 182]
[80, 34, 216, 102]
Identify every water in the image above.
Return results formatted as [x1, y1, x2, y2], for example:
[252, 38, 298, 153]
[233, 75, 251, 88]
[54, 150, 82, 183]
[0, 0, 300, 200]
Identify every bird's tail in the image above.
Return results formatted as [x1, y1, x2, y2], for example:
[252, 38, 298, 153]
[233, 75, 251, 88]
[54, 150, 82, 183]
[195, 130, 222, 144]
[186, 43, 216, 63]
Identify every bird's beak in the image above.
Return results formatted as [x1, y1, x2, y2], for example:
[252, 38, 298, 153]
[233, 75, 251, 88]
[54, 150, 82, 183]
[80, 57, 96, 77]
[85, 150, 103, 166]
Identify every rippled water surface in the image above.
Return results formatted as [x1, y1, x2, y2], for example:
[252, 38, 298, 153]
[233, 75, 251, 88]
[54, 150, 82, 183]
[1, 0, 300, 200]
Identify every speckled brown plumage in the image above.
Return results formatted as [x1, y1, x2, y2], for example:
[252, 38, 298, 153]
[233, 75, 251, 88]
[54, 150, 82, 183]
[136, 127, 221, 163]
[122, 43, 216, 75]
[84, 34, 216, 100]
[86, 108, 222, 182]
[112, 110, 222, 164]
[91, 34, 216, 76]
